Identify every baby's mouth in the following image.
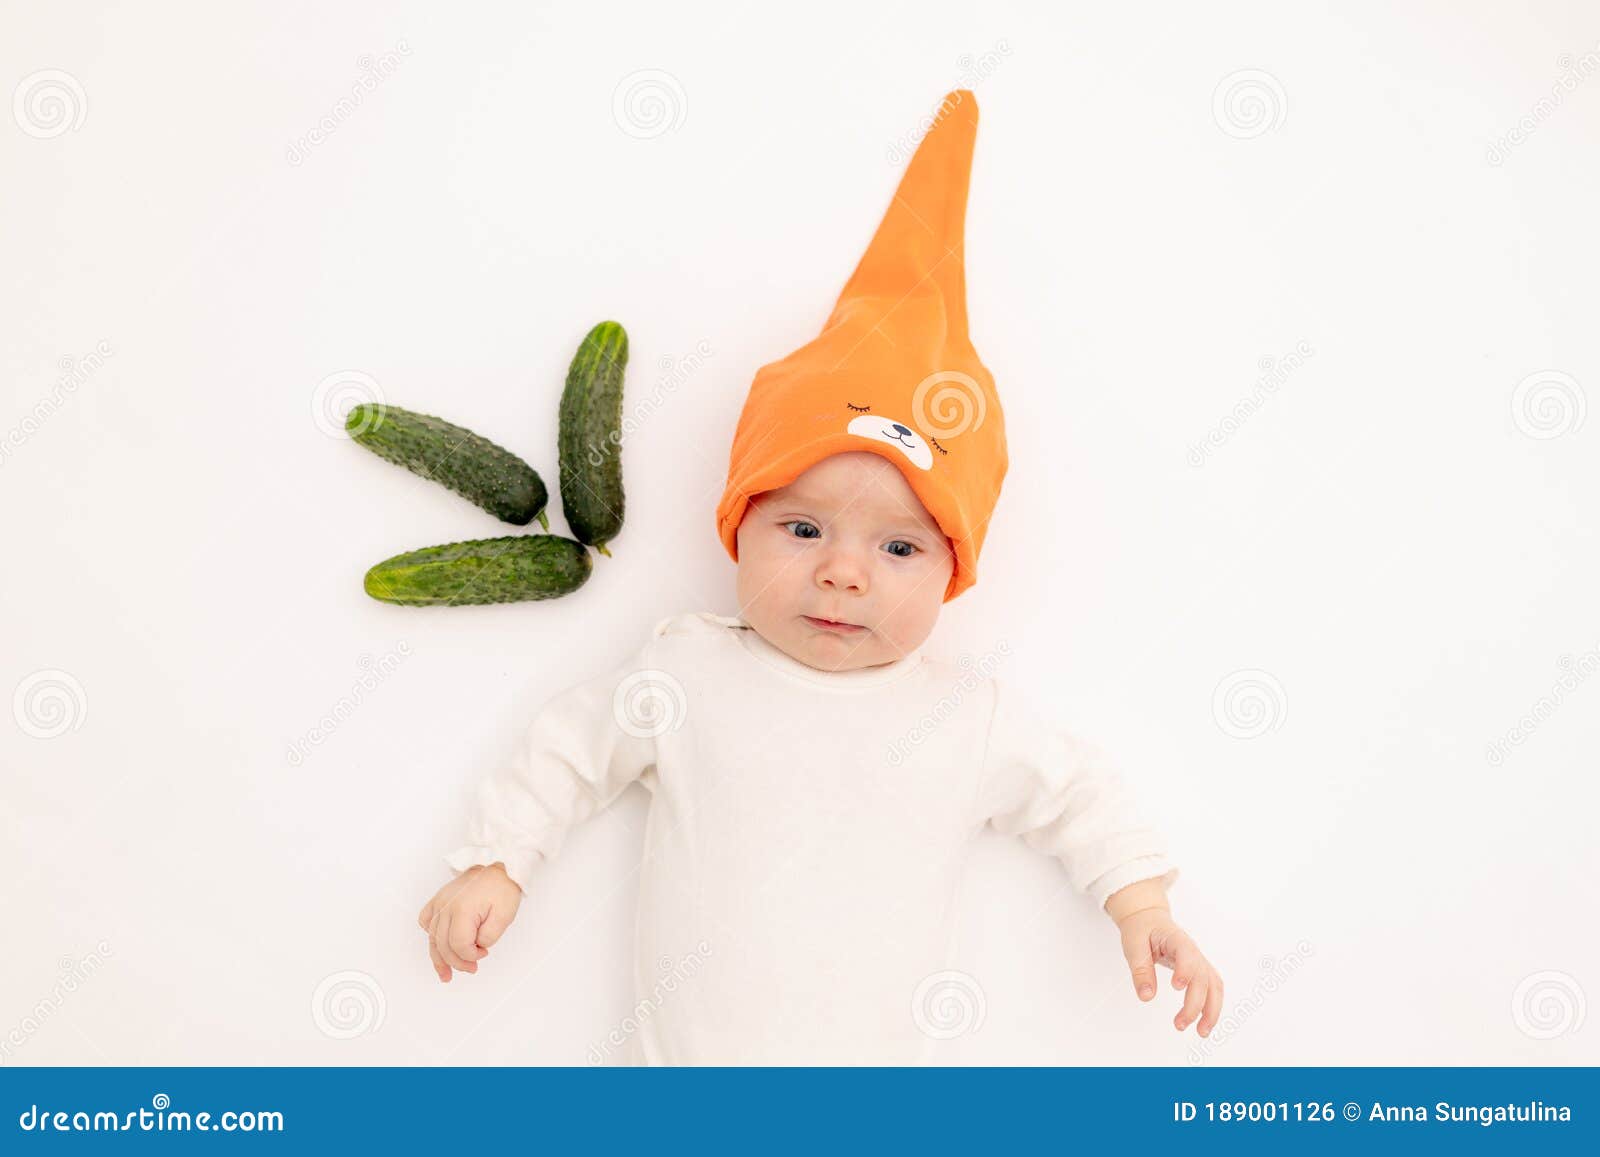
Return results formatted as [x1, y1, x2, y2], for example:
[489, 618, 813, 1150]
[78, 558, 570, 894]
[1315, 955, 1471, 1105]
[802, 615, 866, 635]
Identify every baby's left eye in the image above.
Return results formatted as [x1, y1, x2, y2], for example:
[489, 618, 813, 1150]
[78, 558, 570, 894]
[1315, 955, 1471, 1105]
[884, 541, 918, 559]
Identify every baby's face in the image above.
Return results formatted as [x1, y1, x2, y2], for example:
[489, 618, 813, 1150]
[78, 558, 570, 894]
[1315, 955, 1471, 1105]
[735, 451, 954, 672]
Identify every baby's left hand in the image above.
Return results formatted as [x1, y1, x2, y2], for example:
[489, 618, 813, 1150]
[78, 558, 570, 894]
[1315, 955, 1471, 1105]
[1117, 909, 1223, 1036]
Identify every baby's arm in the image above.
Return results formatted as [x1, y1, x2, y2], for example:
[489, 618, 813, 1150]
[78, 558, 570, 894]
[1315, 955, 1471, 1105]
[975, 676, 1178, 901]
[975, 676, 1222, 1035]
[419, 636, 664, 982]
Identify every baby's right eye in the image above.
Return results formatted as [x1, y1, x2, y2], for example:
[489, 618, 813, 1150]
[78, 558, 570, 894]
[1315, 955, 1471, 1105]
[782, 520, 821, 540]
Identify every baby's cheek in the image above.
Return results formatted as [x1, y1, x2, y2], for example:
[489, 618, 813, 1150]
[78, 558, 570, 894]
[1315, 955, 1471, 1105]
[881, 586, 944, 654]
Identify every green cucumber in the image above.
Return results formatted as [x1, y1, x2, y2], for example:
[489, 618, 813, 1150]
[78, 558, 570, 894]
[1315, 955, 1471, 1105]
[347, 403, 549, 529]
[363, 534, 592, 606]
[557, 321, 628, 555]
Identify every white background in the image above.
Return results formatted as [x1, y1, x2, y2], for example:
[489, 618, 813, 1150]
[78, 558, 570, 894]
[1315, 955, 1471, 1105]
[3, 1, 1596, 1066]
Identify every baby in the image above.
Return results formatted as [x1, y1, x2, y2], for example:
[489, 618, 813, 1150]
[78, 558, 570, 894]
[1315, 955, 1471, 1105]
[416, 89, 1221, 1063]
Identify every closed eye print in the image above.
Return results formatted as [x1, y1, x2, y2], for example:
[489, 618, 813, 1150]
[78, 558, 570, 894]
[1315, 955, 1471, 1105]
[846, 401, 871, 412]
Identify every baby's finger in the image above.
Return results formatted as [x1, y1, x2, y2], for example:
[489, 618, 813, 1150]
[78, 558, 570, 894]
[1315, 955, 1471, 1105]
[1198, 968, 1224, 1036]
[437, 910, 478, 973]
[1150, 926, 1182, 970]
[1170, 938, 1200, 989]
[432, 909, 476, 973]
[1123, 942, 1158, 1001]
[1175, 972, 1209, 1032]
[417, 898, 436, 932]
[476, 903, 512, 952]
[445, 906, 486, 966]
[427, 936, 451, 983]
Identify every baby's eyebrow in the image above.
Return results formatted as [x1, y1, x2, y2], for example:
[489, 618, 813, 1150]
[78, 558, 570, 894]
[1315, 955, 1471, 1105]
[769, 488, 827, 507]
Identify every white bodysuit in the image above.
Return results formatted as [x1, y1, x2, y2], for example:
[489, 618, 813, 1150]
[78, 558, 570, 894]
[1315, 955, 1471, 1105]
[444, 610, 1178, 1064]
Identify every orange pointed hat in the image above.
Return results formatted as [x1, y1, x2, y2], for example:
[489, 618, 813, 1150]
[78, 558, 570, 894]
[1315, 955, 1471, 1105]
[714, 88, 1006, 602]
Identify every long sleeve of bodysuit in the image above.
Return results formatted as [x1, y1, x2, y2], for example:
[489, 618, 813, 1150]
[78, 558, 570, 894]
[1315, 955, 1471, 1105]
[442, 633, 662, 894]
[975, 676, 1179, 909]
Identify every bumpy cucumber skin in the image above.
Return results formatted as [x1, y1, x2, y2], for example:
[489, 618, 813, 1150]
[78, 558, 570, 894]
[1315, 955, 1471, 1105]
[557, 321, 628, 555]
[347, 404, 550, 529]
[363, 534, 592, 606]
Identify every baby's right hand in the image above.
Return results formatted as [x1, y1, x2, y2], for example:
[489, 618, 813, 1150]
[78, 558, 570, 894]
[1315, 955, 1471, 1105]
[416, 862, 523, 983]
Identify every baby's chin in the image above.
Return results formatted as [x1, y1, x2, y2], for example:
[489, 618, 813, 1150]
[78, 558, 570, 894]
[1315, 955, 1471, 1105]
[786, 616, 909, 672]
